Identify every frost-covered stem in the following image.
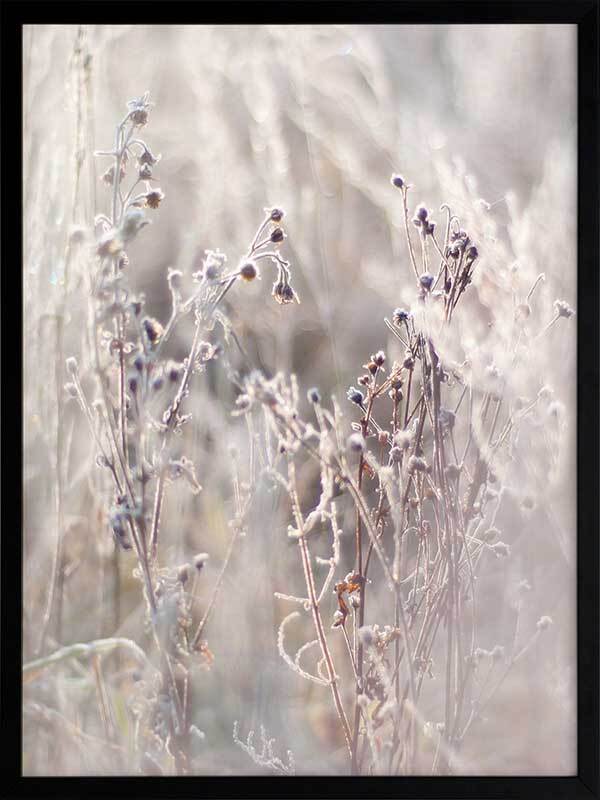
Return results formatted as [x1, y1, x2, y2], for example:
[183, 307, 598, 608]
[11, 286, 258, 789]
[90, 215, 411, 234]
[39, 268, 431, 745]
[400, 185, 421, 281]
[191, 525, 240, 649]
[288, 460, 352, 755]
[298, 531, 353, 756]
[351, 382, 378, 774]
[150, 315, 204, 560]
[111, 119, 130, 464]
[23, 637, 154, 682]
[343, 474, 417, 741]
[149, 470, 165, 562]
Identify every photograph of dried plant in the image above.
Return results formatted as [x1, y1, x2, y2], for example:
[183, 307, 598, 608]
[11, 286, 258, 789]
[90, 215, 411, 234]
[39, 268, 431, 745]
[23, 24, 577, 776]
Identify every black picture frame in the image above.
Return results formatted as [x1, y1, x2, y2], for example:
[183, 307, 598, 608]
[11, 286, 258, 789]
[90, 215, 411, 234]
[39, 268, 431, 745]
[3, 2, 598, 798]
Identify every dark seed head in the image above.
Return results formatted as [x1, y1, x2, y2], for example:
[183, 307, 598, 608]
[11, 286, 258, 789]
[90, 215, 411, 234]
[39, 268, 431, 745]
[307, 387, 321, 404]
[194, 552, 209, 571]
[347, 386, 364, 406]
[419, 273, 435, 291]
[393, 308, 410, 325]
[142, 317, 163, 345]
[239, 261, 258, 282]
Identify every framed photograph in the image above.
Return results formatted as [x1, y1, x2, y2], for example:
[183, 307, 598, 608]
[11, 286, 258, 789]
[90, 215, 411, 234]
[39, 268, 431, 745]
[4, 1, 598, 797]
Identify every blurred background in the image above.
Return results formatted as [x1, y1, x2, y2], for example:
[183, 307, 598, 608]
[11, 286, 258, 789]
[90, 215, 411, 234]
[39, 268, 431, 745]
[23, 24, 577, 775]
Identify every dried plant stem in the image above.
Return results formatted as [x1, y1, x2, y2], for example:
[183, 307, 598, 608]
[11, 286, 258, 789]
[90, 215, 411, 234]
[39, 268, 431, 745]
[298, 531, 353, 755]
[150, 314, 204, 560]
[37, 233, 79, 656]
[287, 460, 352, 755]
[191, 525, 239, 649]
[23, 637, 154, 683]
[400, 185, 421, 281]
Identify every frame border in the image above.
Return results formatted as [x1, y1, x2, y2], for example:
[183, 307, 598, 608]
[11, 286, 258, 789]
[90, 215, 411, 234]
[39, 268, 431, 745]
[3, 2, 598, 798]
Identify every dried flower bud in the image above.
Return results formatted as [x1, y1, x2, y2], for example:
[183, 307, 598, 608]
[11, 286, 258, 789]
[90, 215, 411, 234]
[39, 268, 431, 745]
[391, 174, 404, 189]
[139, 162, 153, 180]
[177, 564, 190, 584]
[142, 317, 164, 346]
[145, 188, 164, 210]
[111, 515, 132, 551]
[482, 527, 500, 542]
[332, 610, 345, 628]
[193, 553, 209, 571]
[152, 377, 164, 392]
[139, 146, 161, 166]
[554, 299, 574, 319]
[347, 433, 365, 453]
[239, 260, 259, 282]
[490, 541, 511, 558]
[127, 93, 152, 127]
[268, 207, 284, 222]
[270, 227, 285, 243]
[167, 269, 183, 292]
[66, 357, 78, 375]
[439, 408, 455, 432]
[537, 615, 553, 631]
[307, 387, 321, 404]
[403, 354, 415, 370]
[271, 280, 298, 305]
[167, 362, 182, 383]
[347, 387, 364, 406]
[131, 298, 144, 317]
[358, 626, 375, 648]
[373, 350, 386, 367]
[419, 273, 435, 291]
[117, 252, 130, 271]
[393, 308, 410, 325]
[235, 394, 251, 413]
[394, 430, 412, 450]
[69, 226, 86, 246]
[407, 455, 428, 473]
[205, 263, 220, 281]
[415, 205, 429, 223]
[378, 430, 390, 446]
[101, 167, 116, 186]
[390, 446, 403, 463]
[451, 228, 469, 244]
[445, 463, 461, 481]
